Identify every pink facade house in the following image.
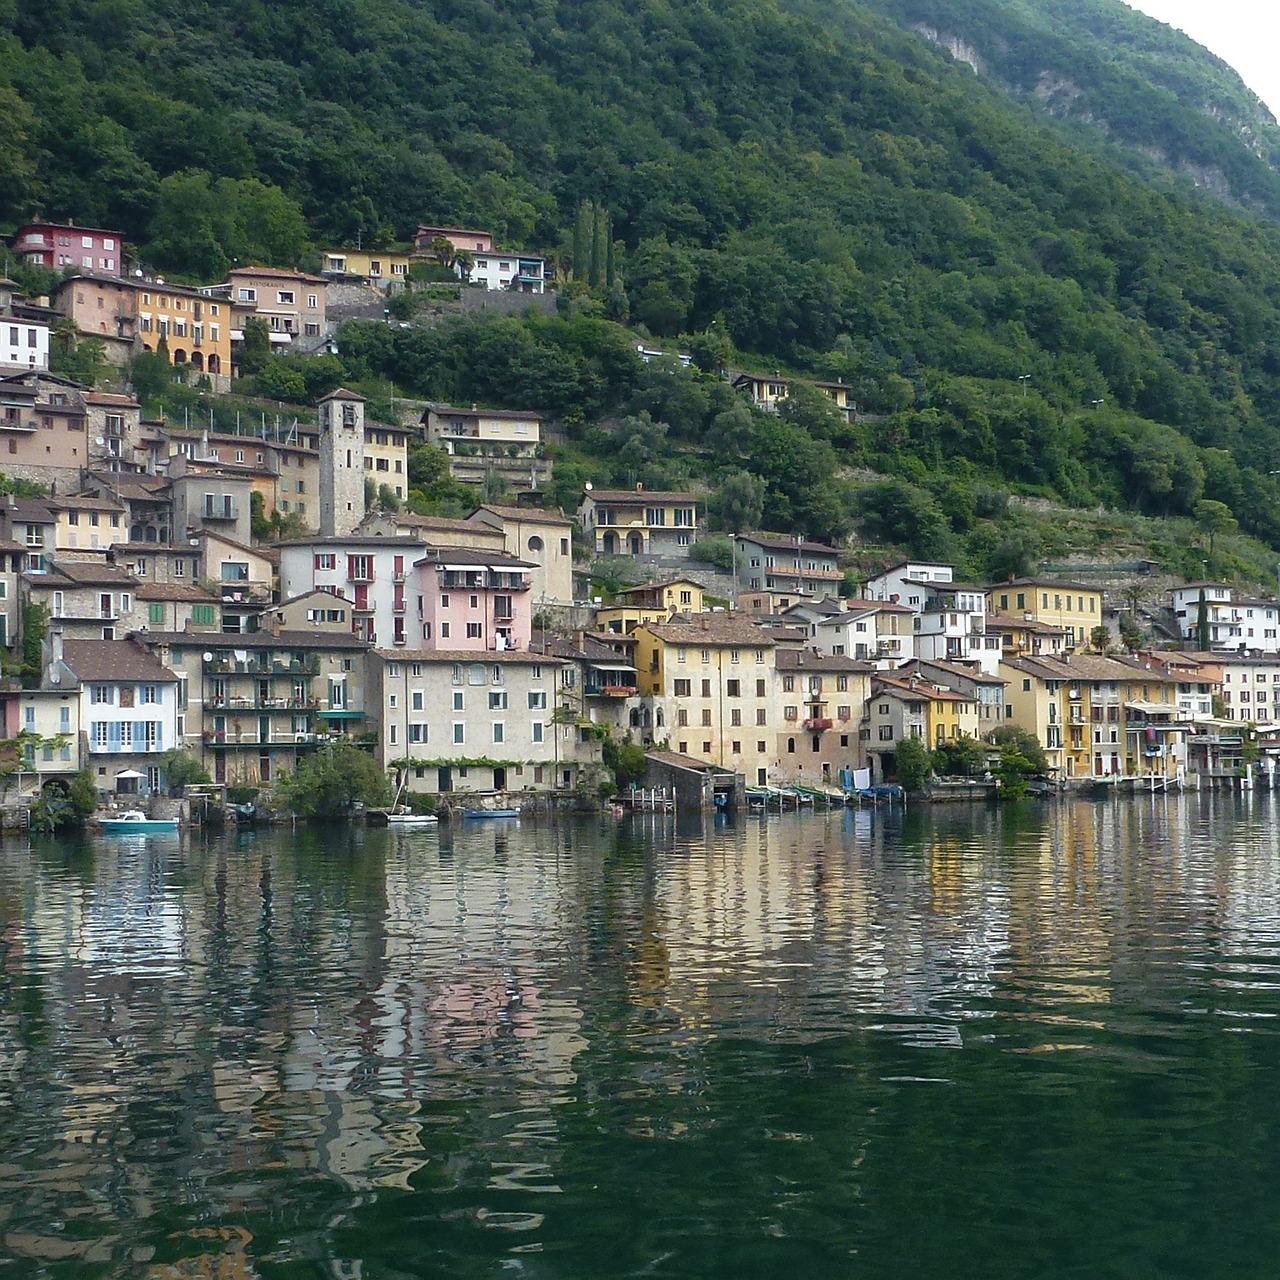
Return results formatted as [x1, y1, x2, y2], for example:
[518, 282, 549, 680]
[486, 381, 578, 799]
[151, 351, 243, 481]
[415, 547, 533, 652]
[12, 223, 125, 275]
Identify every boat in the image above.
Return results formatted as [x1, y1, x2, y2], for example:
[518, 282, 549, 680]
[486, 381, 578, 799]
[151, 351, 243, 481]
[99, 810, 180, 834]
[461, 807, 520, 819]
[386, 809, 440, 827]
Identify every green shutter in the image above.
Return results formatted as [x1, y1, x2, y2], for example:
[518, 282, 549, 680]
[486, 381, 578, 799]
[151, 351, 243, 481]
[149, 602, 165, 624]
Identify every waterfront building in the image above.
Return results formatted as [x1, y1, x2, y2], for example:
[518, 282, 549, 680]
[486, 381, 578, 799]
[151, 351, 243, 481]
[366, 649, 601, 795]
[633, 614, 777, 787]
[773, 650, 874, 787]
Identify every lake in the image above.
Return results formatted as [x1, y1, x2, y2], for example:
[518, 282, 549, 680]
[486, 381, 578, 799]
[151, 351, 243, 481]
[2, 794, 1279, 1278]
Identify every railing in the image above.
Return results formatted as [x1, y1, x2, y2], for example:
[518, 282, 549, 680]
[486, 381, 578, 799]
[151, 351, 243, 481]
[207, 696, 318, 712]
[585, 682, 638, 697]
[803, 717, 834, 731]
[204, 656, 321, 675]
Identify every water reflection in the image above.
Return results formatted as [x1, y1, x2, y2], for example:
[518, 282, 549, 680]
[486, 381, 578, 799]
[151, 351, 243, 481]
[2, 797, 1280, 1275]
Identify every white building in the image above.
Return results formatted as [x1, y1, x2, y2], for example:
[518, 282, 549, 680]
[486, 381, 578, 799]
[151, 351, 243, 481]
[55, 635, 181, 795]
[865, 560, 955, 608]
[0, 315, 50, 372]
[913, 582, 997, 672]
[467, 252, 546, 293]
[1170, 582, 1280, 654]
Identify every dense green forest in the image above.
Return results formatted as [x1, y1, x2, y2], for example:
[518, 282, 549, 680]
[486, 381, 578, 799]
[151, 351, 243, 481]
[9, 0, 1280, 569]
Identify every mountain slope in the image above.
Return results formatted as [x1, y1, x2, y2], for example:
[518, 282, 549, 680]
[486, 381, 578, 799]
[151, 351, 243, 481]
[858, 0, 1280, 216]
[8, 0, 1280, 550]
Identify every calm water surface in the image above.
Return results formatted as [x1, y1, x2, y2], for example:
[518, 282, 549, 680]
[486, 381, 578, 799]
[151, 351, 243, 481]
[2, 796, 1280, 1278]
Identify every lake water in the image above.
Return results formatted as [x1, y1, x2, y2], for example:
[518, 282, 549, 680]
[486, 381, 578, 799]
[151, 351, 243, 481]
[2, 796, 1280, 1278]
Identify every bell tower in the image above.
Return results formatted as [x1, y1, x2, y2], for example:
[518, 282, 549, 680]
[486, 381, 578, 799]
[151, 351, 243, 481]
[317, 387, 366, 537]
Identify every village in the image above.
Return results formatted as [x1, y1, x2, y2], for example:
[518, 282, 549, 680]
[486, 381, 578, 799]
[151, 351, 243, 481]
[1, 219, 1276, 820]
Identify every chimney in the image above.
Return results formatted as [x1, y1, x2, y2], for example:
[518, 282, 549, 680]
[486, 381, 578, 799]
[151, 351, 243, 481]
[635, 482, 643, 493]
[50, 628, 64, 668]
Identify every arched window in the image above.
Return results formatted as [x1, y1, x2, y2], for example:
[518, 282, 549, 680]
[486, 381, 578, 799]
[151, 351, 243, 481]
[528, 535, 544, 552]
[787, 737, 796, 754]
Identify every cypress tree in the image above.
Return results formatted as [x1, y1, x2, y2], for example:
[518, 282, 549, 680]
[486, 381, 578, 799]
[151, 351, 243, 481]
[605, 215, 615, 287]
[589, 204, 604, 288]
[572, 202, 590, 280]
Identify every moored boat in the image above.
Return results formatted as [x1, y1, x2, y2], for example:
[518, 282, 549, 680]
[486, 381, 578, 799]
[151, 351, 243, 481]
[100, 810, 180, 834]
[386, 809, 440, 827]
[461, 807, 520, 819]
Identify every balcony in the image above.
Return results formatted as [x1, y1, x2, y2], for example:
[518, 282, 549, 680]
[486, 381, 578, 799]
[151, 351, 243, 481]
[204, 655, 320, 676]
[202, 500, 239, 521]
[585, 681, 639, 698]
[207, 696, 318, 712]
[803, 717, 834, 731]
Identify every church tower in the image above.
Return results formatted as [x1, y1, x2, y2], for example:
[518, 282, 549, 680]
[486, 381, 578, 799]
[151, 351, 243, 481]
[317, 387, 366, 537]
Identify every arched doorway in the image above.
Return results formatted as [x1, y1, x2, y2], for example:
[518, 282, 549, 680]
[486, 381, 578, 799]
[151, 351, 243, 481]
[629, 532, 643, 555]
[602, 531, 617, 555]
[190, 351, 204, 371]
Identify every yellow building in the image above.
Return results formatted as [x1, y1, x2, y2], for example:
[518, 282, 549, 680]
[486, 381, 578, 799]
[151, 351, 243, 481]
[578, 485, 701, 556]
[1000, 653, 1184, 780]
[363, 420, 411, 503]
[633, 615, 776, 785]
[987, 578, 1103, 649]
[596, 579, 706, 633]
[321, 248, 411, 288]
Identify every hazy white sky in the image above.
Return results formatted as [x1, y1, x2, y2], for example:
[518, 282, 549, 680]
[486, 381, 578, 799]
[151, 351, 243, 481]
[1125, 1, 1280, 118]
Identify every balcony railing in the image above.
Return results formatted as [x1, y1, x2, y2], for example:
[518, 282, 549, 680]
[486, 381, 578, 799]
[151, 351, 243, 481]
[803, 717, 834, 731]
[204, 655, 321, 675]
[207, 696, 318, 712]
[585, 682, 638, 698]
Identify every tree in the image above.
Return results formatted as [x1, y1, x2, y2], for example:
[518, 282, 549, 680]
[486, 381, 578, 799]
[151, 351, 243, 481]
[1090, 624, 1112, 654]
[932, 734, 986, 779]
[276, 743, 393, 820]
[21, 601, 48, 688]
[240, 316, 271, 377]
[1194, 499, 1238, 559]
[602, 735, 646, 790]
[707, 471, 765, 534]
[988, 725, 1049, 776]
[994, 741, 1035, 799]
[49, 317, 107, 387]
[162, 749, 210, 793]
[1196, 588, 1210, 650]
[895, 735, 931, 792]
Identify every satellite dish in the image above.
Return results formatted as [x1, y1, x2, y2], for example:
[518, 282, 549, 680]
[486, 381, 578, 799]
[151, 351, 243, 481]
[202, 652, 213, 662]
[95, 436, 105, 446]
[584, 481, 593, 491]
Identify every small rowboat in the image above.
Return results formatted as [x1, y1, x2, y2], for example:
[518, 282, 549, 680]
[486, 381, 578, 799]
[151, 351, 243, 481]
[461, 807, 519, 819]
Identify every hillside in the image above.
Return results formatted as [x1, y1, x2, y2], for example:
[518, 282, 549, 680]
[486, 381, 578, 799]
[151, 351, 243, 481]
[860, 0, 1280, 215]
[10, 0, 1280, 564]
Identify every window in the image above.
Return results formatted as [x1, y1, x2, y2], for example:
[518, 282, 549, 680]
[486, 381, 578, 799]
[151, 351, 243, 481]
[141, 685, 158, 704]
[878, 725, 894, 740]
[493, 722, 505, 743]
[277, 290, 295, 304]
[466, 622, 482, 639]
[91, 685, 113, 705]
[532, 721, 544, 743]
[453, 723, 465, 744]
[528, 691, 547, 709]
[193, 604, 216, 625]
[674, 678, 691, 697]
[488, 691, 508, 710]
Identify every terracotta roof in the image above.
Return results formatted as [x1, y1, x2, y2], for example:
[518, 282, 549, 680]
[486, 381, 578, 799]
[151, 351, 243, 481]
[134, 582, 219, 602]
[318, 387, 366, 402]
[426, 403, 541, 422]
[227, 265, 327, 282]
[43, 495, 125, 512]
[1004, 654, 1177, 683]
[82, 391, 139, 407]
[738, 533, 839, 556]
[471, 503, 573, 525]
[143, 629, 370, 650]
[372, 648, 565, 665]
[415, 548, 535, 570]
[985, 610, 1067, 636]
[61, 639, 177, 683]
[38, 560, 137, 586]
[873, 676, 972, 703]
[992, 577, 1104, 594]
[775, 649, 875, 673]
[644, 749, 737, 775]
[584, 488, 699, 504]
[900, 658, 1007, 686]
[642, 616, 777, 646]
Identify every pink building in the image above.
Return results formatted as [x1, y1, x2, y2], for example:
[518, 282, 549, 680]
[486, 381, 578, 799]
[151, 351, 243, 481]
[412, 226, 494, 255]
[11, 223, 125, 275]
[415, 548, 533, 652]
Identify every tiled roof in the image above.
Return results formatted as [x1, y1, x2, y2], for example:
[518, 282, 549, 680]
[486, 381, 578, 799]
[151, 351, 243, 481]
[134, 582, 219, 601]
[426, 403, 541, 422]
[372, 648, 566, 665]
[738, 533, 839, 556]
[584, 488, 699, 503]
[143, 629, 371, 650]
[471, 503, 573, 525]
[643, 615, 777, 646]
[61, 639, 178, 683]
[775, 649, 875, 673]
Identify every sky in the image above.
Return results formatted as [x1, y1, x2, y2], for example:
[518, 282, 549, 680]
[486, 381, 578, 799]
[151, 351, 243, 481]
[1125, 1, 1280, 118]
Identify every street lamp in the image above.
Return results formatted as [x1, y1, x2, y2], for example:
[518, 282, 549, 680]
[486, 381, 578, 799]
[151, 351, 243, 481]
[1089, 398, 1105, 409]
[1017, 373, 1031, 396]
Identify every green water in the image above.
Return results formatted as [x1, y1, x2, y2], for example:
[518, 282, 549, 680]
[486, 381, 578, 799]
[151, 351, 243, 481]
[2, 796, 1279, 1278]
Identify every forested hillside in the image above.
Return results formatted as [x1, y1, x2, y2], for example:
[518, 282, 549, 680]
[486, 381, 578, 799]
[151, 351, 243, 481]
[9, 0, 1280, 559]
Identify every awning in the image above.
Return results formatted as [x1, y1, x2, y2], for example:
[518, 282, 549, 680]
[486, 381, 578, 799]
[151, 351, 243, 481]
[315, 709, 364, 719]
[115, 769, 144, 779]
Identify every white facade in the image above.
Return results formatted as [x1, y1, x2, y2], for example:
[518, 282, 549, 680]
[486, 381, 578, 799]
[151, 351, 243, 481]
[865, 561, 955, 607]
[465, 253, 546, 293]
[1171, 583, 1280, 653]
[1219, 656, 1280, 724]
[0, 318, 49, 372]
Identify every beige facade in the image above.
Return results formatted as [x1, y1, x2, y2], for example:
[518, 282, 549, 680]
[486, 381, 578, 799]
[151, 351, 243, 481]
[363, 420, 411, 504]
[578, 485, 701, 556]
[0, 371, 93, 487]
[225, 268, 327, 353]
[45, 495, 128, 551]
[368, 650, 602, 794]
[423, 403, 549, 490]
[321, 249, 411, 288]
[773, 651, 873, 787]
[634, 616, 777, 787]
[468, 504, 575, 606]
